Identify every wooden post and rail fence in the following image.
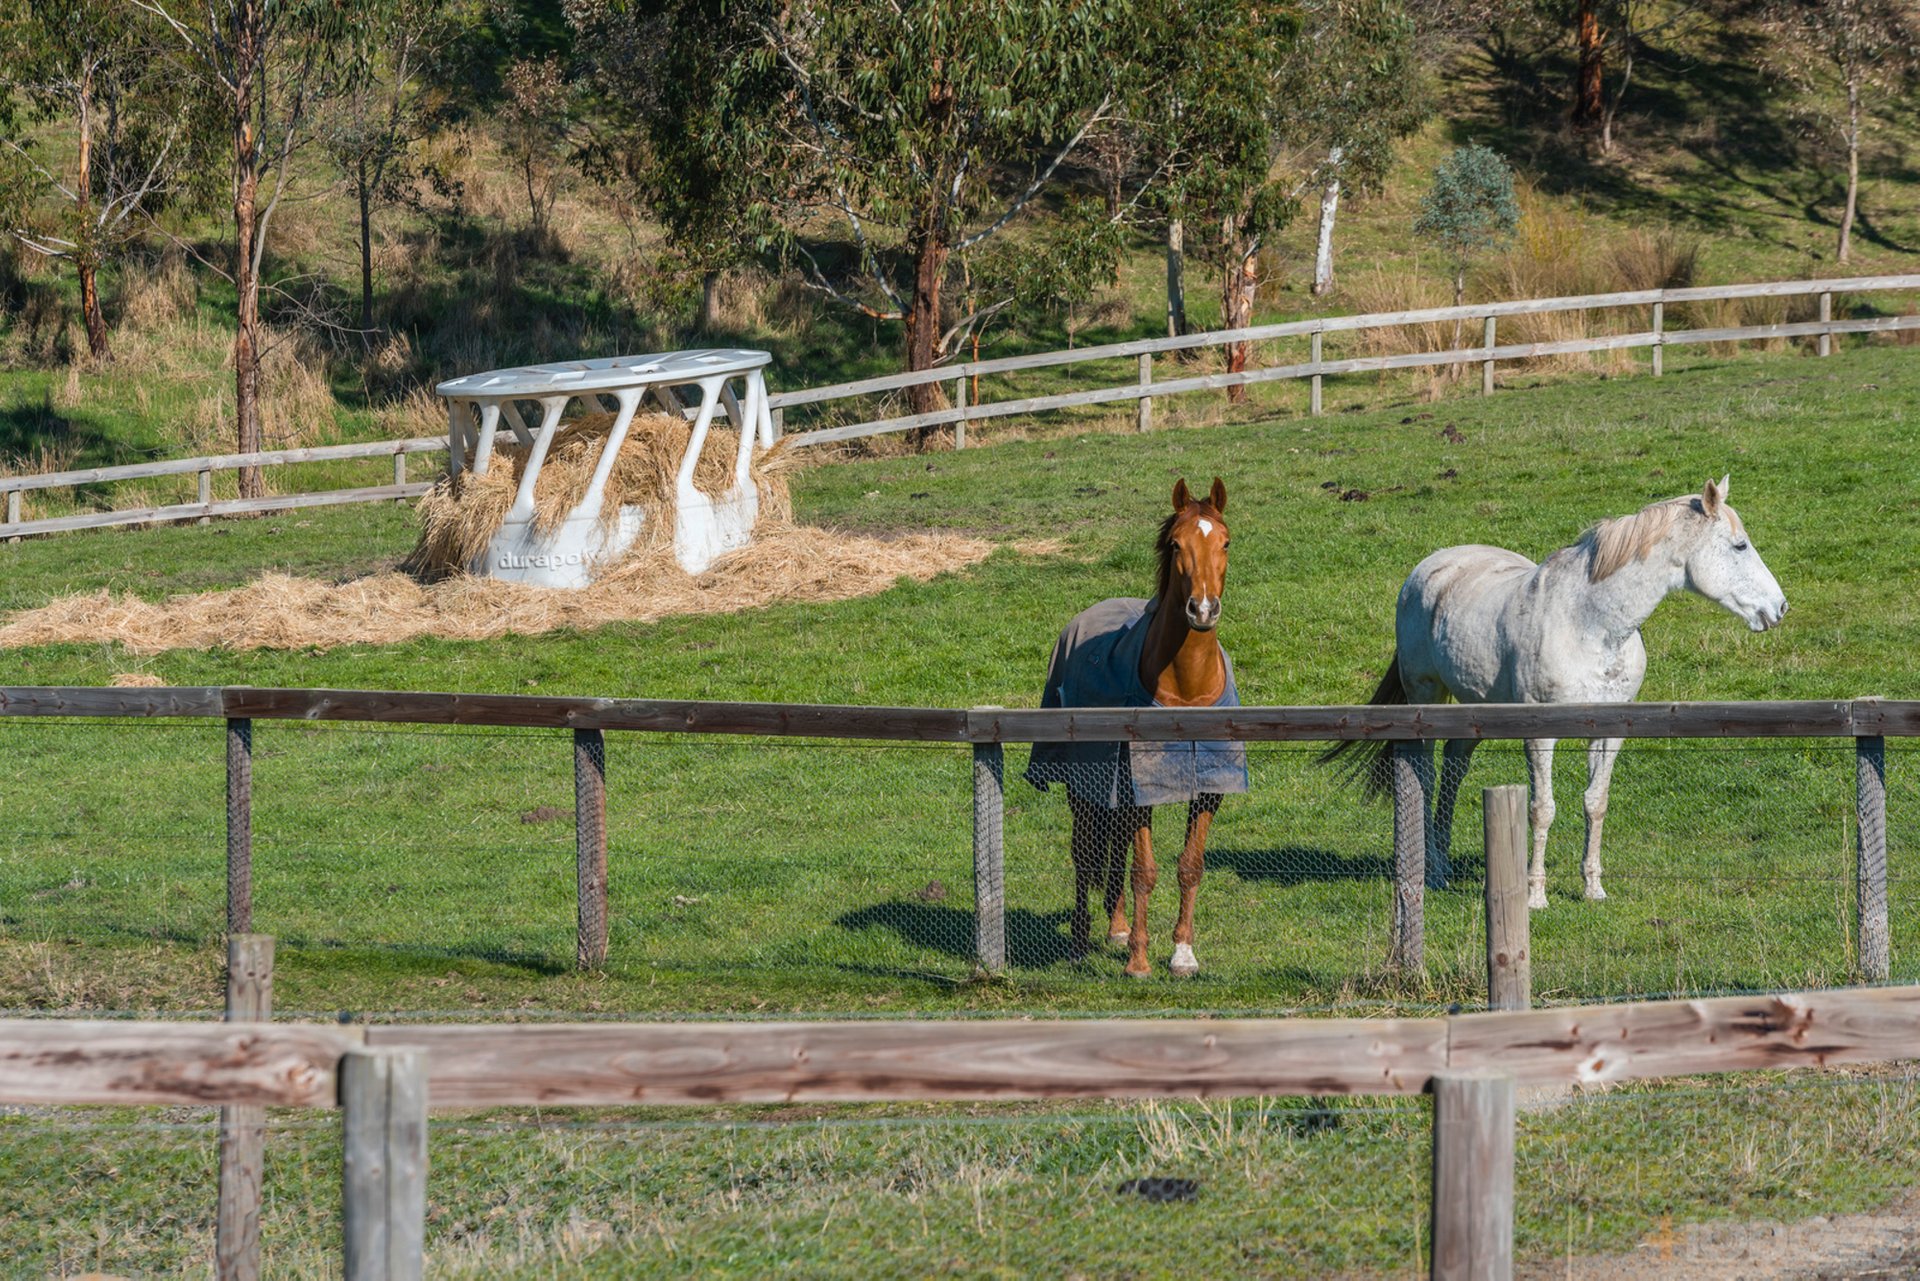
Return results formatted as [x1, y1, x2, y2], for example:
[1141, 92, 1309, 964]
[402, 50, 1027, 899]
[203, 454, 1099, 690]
[10, 978, 1920, 1280]
[5, 274, 1919, 540]
[0, 686, 1906, 992]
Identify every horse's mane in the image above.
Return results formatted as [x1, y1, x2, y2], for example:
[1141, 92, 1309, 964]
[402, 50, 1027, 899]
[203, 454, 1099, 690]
[1578, 493, 1744, 582]
[1155, 510, 1181, 599]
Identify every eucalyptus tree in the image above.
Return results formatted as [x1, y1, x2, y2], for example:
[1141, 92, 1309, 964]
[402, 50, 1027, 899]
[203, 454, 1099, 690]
[0, 0, 195, 361]
[135, 0, 350, 495]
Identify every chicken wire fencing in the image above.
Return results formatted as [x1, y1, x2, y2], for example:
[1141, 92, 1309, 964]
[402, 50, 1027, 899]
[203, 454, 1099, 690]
[0, 716, 1914, 1016]
[7, 1067, 1920, 1277]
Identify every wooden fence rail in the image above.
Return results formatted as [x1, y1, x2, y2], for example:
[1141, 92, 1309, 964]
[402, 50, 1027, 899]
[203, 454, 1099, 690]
[5, 275, 1918, 538]
[6, 983, 1920, 1280]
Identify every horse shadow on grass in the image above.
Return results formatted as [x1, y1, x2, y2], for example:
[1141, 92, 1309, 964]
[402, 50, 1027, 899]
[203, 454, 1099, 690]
[1208, 845, 1486, 890]
[835, 901, 1078, 968]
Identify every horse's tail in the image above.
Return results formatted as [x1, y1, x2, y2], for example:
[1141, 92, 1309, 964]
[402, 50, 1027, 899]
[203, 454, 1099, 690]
[1318, 651, 1406, 802]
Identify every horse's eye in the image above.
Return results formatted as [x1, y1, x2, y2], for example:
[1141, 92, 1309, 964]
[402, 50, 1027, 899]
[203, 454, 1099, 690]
[1733, 540, 1749, 552]
[1223, 539, 1231, 550]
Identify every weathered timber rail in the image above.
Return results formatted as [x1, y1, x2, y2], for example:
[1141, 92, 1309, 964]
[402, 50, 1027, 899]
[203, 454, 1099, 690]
[7, 983, 1920, 1281]
[0, 686, 1907, 984]
[4, 273, 1917, 538]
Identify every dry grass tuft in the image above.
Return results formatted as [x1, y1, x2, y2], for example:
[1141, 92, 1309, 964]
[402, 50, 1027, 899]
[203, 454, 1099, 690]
[0, 525, 997, 654]
[405, 410, 795, 578]
[115, 246, 197, 333]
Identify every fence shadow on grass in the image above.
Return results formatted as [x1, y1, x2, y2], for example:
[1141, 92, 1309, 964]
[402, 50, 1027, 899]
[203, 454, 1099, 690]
[835, 900, 1077, 968]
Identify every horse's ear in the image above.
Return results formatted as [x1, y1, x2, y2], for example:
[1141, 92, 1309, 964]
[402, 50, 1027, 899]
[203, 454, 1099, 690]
[1209, 477, 1227, 514]
[1172, 478, 1190, 512]
[1703, 476, 1725, 515]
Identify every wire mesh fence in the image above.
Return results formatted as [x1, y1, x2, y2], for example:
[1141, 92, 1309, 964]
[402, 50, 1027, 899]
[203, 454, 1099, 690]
[8, 1067, 1920, 1277]
[0, 717, 1912, 1016]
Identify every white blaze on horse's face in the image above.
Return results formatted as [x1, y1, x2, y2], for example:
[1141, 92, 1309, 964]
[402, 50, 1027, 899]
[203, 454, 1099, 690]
[1681, 475, 1789, 632]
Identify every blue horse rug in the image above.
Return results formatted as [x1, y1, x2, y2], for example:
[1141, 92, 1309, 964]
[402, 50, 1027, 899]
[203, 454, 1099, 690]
[1022, 596, 1250, 809]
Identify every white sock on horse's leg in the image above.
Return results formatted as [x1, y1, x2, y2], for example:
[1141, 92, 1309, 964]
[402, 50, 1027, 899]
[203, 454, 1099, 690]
[1525, 739, 1557, 909]
[1170, 942, 1198, 976]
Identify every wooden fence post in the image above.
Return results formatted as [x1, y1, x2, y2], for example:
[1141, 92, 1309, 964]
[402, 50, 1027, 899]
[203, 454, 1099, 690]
[1482, 786, 1530, 1011]
[1650, 301, 1664, 377]
[392, 453, 407, 502]
[971, 708, 1007, 973]
[1136, 353, 1153, 432]
[574, 728, 608, 970]
[1391, 740, 1425, 971]
[217, 933, 274, 1281]
[341, 1048, 428, 1281]
[1430, 1071, 1515, 1281]
[6, 487, 18, 542]
[770, 407, 784, 438]
[227, 718, 253, 935]
[198, 469, 213, 525]
[1480, 316, 1496, 395]
[952, 376, 968, 450]
[1857, 732, 1890, 981]
[1310, 330, 1324, 416]
[1819, 291, 1833, 357]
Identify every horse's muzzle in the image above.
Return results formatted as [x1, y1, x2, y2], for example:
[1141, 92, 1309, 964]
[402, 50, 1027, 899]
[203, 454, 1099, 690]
[1185, 596, 1221, 630]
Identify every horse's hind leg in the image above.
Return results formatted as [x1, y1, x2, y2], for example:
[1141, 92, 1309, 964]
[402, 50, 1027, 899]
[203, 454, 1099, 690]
[1170, 794, 1221, 977]
[1102, 808, 1130, 945]
[1581, 737, 1624, 901]
[1524, 738, 1558, 909]
[1067, 796, 1098, 958]
[1125, 807, 1158, 978]
[1430, 739, 1480, 885]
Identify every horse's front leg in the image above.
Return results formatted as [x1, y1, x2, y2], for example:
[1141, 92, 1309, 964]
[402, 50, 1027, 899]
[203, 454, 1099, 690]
[1170, 794, 1221, 977]
[1103, 807, 1131, 946]
[1524, 738, 1558, 909]
[1582, 737, 1624, 901]
[1125, 807, 1157, 978]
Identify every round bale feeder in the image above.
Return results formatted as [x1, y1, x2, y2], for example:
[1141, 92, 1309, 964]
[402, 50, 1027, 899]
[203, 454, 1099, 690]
[434, 349, 775, 588]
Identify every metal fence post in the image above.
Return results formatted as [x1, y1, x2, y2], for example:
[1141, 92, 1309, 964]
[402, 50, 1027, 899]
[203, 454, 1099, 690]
[341, 1048, 428, 1281]
[1310, 330, 1324, 416]
[1136, 353, 1153, 432]
[1482, 786, 1530, 1011]
[1819, 290, 1834, 357]
[1430, 1071, 1515, 1281]
[1391, 740, 1425, 971]
[1857, 732, 1890, 981]
[574, 728, 609, 970]
[971, 707, 1007, 973]
[227, 718, 253, 935]
[1651, 300, 1664, 377]
[1481, 316, 1496, 395]
[217, 933, 274, 1281]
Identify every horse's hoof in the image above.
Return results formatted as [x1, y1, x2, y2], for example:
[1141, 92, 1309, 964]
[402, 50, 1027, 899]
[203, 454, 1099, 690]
[1108, 931, 1131, 948]
[1123, 963, 1152, 980]
[1169, 944, 1199, 977]
[1584, 886, 1608, 902]
[1527, 891, 1549, 910]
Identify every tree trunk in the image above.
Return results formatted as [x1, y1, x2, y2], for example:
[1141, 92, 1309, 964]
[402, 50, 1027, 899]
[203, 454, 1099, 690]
[903, 229, 950, 445]
[1838, 78, 1859, 266]
[1221, 215, 1258, 405]
[74, 64, 111, 362]
[357, 160, 374, 334]
[700, 269, 720, 332]
[1312, 149, 1344, 298]
[1600, 26, 1634, 155]
[1165, 218, 1188, 339]
[1572, 0, 1604, 129]
[232, 0, 265, 499]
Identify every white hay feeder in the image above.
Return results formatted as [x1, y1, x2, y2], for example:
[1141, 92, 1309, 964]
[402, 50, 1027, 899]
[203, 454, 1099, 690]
[434, 349, 775, 588]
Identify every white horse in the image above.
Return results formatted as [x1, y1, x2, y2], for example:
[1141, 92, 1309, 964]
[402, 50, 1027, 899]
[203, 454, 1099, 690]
[1330, 478, 1788, 907]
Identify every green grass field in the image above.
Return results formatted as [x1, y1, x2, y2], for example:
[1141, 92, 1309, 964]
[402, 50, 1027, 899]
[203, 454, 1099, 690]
[5, 341, 1920, 1277]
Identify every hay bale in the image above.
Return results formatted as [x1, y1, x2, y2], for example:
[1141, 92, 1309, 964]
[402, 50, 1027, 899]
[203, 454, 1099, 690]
[404, 410, 793, 579]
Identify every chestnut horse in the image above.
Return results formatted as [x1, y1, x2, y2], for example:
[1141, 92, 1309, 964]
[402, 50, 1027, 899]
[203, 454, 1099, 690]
[1025, 478, 1248, 977]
